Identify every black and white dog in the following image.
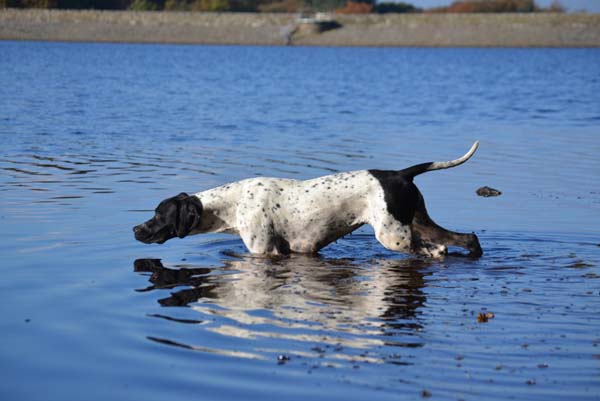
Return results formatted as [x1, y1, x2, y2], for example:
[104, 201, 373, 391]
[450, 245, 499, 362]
[134, 142, 482, 258]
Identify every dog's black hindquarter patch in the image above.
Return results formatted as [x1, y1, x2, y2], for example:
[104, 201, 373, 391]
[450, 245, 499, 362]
[368, 169, 420, 225]
[369, 168, 483, 257]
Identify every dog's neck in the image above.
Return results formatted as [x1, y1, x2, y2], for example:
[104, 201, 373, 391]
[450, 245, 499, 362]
[192, 184, 242, 235]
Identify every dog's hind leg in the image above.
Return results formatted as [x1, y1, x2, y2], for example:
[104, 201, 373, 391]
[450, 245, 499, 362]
[411, 195, 482, 258]
[373, 215, 448, 258]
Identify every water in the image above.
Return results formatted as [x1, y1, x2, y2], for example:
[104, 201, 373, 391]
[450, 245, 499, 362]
[1, 42, 599, 401]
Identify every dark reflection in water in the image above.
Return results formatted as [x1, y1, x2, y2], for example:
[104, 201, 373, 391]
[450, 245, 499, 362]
[134, 254, 431, 363]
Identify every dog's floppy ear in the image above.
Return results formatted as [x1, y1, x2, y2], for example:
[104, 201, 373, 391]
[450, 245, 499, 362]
[175, 193, 203, 238]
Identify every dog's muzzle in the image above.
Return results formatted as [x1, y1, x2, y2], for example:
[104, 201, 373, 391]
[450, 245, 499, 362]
[133, 224, 151, 243]
[133, 221, 176, 244]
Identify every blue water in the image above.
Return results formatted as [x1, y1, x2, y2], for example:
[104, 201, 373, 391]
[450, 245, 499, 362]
[1, 42, 599, 401]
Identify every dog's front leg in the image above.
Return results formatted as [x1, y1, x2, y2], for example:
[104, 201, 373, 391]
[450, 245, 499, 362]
[238, 223, 290, 255]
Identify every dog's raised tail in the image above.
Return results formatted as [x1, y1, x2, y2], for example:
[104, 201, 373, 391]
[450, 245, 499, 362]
[402, 141, 479, 179]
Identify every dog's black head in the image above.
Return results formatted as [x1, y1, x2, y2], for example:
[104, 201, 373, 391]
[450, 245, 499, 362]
[133, 193, 203, 244]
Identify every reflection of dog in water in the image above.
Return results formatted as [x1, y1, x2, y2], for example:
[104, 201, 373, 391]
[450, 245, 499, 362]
[134, 142, 482, 257]
[134, 256, 428, 333]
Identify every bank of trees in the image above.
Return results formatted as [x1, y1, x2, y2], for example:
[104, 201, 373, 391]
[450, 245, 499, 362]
[3, 0, 565, 13]
[431, 0, 565, 13]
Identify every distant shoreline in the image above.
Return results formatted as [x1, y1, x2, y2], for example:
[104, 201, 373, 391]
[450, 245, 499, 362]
[1, 9, 599, 47]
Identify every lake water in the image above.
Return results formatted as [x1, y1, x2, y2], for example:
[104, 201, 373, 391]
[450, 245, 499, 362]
[1, 41, 599, 401]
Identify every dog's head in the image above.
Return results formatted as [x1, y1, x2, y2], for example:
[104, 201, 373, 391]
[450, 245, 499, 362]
[133, 193, 203, 244]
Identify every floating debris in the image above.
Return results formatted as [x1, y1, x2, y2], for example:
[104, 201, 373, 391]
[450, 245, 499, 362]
[568, 261, 593, 268]
[476, 186, 502, 197]
[477, 312, 495, 323]
[311, 346, 325, 354]
[277, 354, 291, 365]
[421, 389, 432, 398]
[537, 363, 549, 369]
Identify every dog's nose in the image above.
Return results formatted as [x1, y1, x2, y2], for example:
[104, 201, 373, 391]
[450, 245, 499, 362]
[133, 225, 144, 238]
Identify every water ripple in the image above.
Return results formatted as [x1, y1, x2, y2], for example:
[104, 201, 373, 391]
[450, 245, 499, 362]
[2, 44, 600, 401]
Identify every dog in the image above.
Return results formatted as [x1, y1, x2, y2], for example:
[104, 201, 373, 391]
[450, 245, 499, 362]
[133, 142, 482, 258]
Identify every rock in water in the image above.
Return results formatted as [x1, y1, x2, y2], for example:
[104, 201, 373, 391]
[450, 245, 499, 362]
[476, 186, 502, 197]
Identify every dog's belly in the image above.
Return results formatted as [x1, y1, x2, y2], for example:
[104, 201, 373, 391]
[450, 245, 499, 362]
[236, 173, 374, 253]
[287, 222, 364, 253]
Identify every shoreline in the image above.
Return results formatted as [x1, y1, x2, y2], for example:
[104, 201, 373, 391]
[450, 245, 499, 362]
[1, 9, 599, 47]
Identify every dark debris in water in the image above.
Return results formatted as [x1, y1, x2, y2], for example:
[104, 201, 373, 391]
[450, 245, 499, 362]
[476, 186, 502, 197]
[277, 354, 291, 365]
[568, 261, 594, 269]
[477, 312, 495, 323]
[311, 346, 326, 354]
